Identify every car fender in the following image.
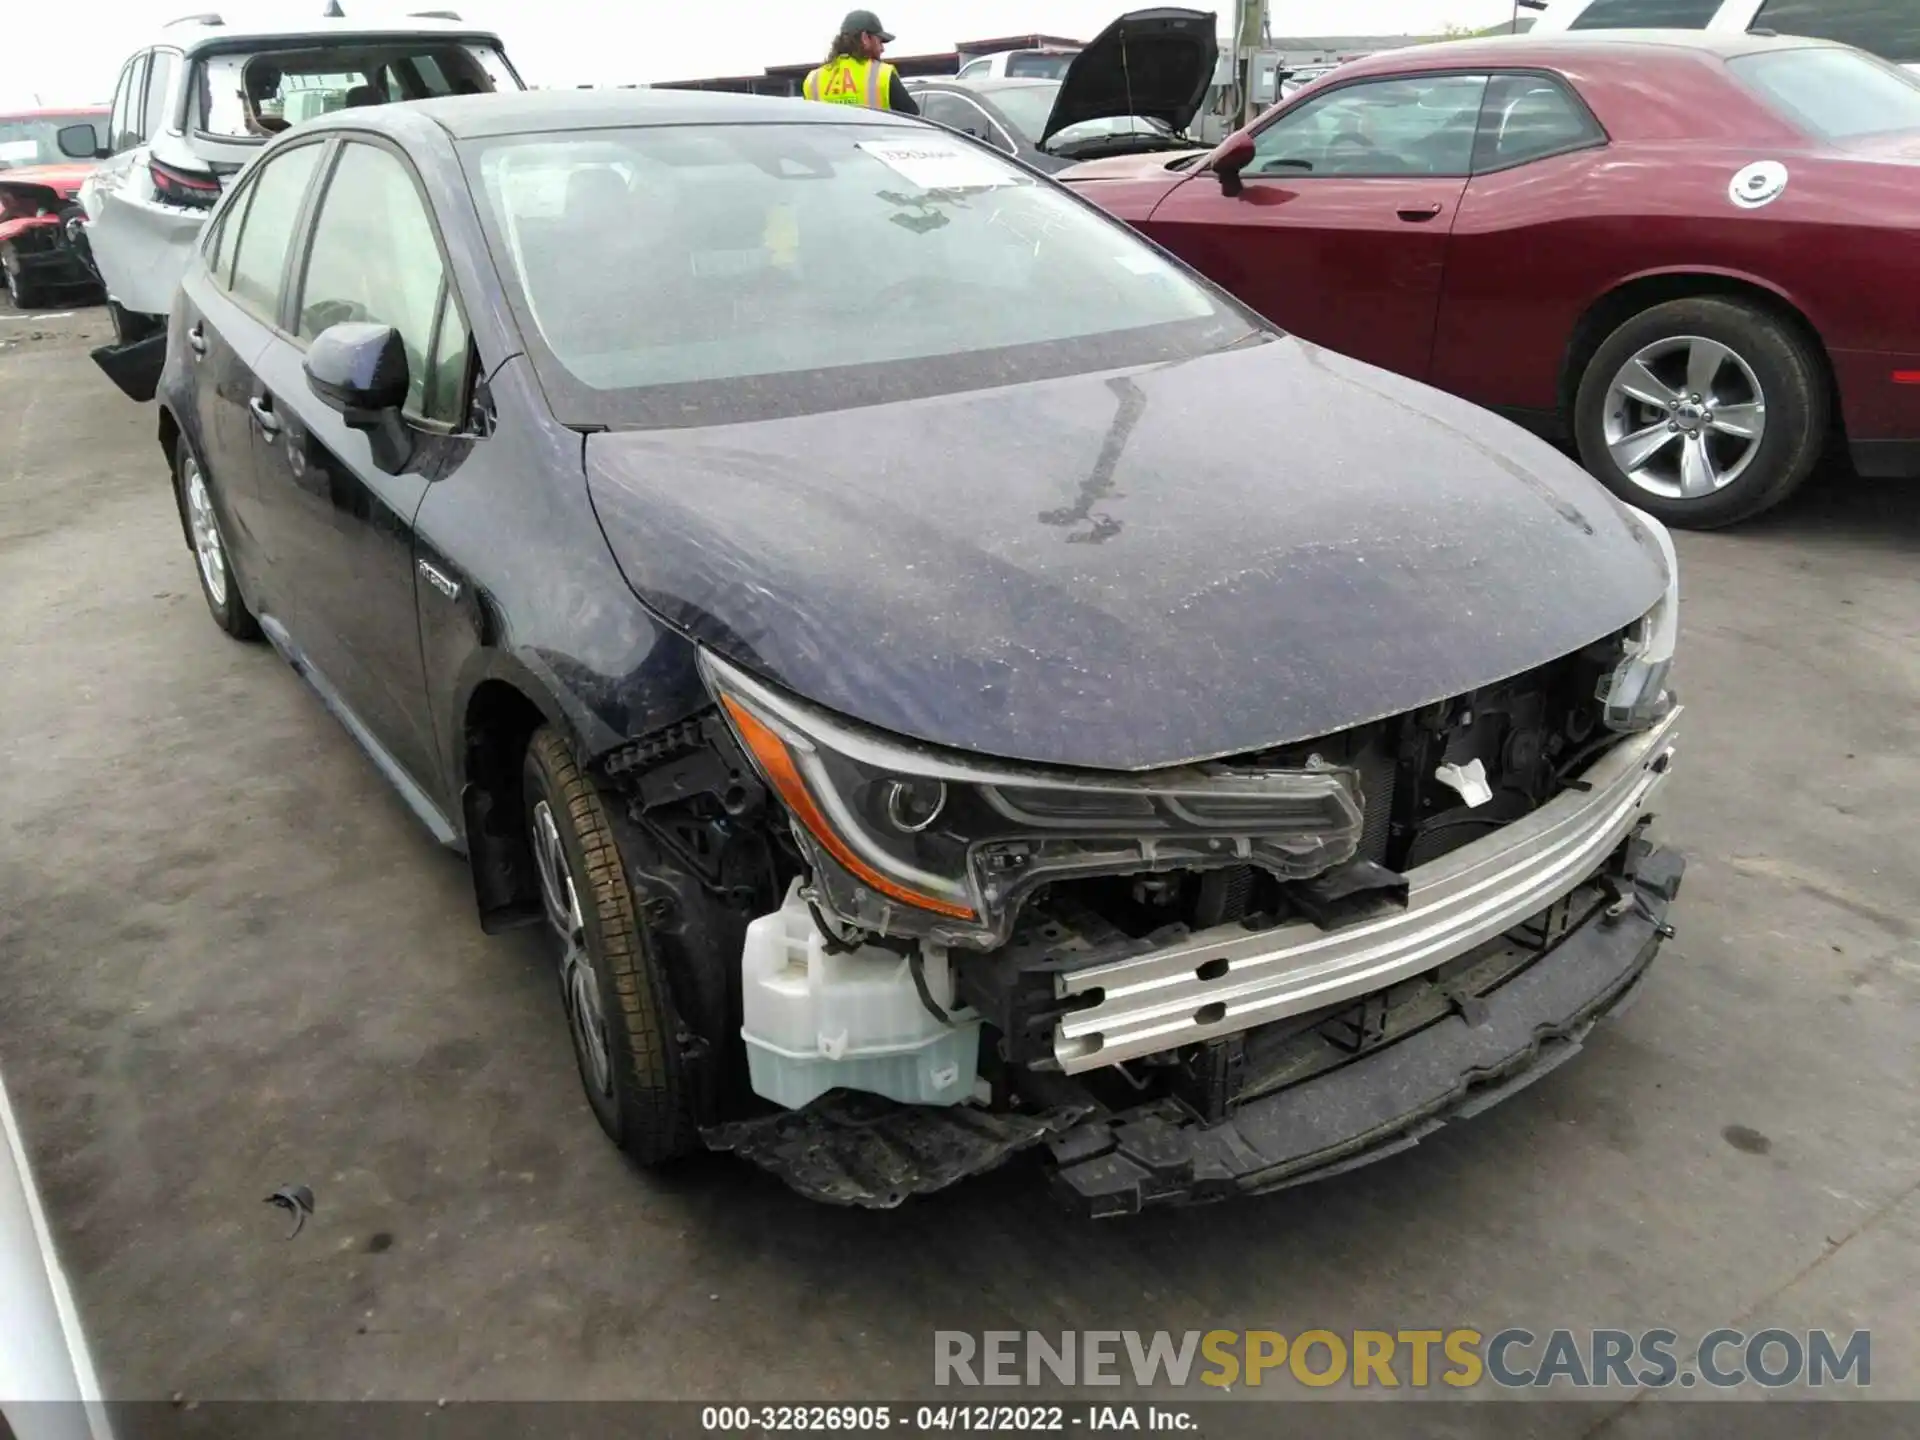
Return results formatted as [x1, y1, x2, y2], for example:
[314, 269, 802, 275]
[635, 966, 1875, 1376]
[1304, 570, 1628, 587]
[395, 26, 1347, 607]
[1576, 261, 1826, 339]
[0, 213, 60, 248]
[448, 646, 571, 787]
[448, 645, 628, 932]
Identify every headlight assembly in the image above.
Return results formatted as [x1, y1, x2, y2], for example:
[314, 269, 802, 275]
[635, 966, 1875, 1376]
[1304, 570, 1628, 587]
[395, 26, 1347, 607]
[1601, 507, 1679, 733]
[700, 651, 1366, 949]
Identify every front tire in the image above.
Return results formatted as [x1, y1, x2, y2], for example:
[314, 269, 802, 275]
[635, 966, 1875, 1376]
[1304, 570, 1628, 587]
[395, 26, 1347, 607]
[1574, 297, 1827, 529]
[175, 438, 260, 640]
[522, 727, 701, 1165]
[2, 245, 43, 309]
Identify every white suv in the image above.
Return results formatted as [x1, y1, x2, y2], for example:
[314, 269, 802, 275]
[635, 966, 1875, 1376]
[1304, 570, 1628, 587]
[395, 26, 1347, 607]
[1528, 0, 1920, 69]
[70, 10, 521, 386]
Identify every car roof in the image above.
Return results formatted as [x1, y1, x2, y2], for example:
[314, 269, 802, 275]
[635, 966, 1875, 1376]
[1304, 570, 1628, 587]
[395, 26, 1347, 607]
[303, 87, 916, 141]
[1332, 27, 1848, 78]
[150, 14, 503, 57]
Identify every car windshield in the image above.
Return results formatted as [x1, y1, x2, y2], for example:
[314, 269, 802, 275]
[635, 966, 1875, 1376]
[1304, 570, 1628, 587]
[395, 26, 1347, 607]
[465, 122, 1246, 428]
[1729, 47, 1920, 142]
[1003, 51, 1077, 79]
[190, 41, 515, 140]
[986, 82, 1173, 147]
[0, 114, 105, 169]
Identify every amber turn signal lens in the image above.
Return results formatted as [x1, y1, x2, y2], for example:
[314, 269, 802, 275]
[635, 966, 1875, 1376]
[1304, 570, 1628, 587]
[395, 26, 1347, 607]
[721, 696, 976, 921]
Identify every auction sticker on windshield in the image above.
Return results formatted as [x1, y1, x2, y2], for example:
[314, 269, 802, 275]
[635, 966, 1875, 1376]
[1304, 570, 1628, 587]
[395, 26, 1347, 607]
[857, 140, 1023, 191]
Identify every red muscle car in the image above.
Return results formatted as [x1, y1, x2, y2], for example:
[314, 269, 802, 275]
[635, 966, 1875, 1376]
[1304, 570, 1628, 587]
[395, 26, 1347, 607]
[1062, 31, 1920, 527]
[0, 108, 107, 308]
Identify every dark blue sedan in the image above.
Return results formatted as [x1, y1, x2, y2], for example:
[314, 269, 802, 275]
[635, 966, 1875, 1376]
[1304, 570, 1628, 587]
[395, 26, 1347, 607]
[155, 89, 1685, 1212]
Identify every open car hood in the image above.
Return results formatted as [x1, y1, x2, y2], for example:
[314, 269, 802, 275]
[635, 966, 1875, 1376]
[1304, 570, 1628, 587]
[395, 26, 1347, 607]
[1040, 7, 1219, 146]
[584, 338, 1669, 772]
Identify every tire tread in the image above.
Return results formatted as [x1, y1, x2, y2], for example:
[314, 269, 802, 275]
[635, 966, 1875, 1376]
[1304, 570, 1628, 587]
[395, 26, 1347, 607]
[527, 727, 700, 1164]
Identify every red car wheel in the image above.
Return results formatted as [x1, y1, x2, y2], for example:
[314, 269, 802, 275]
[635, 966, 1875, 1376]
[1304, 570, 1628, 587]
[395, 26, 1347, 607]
[1574, 297, 1828, 530]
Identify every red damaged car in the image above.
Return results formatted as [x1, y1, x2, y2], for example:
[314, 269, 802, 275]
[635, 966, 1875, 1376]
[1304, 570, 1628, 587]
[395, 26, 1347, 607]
[0, 107, 108, 309]
[1061, 32, 1920, 527]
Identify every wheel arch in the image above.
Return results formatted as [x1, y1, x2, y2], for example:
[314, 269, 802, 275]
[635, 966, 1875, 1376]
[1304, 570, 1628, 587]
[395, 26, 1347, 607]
[458, 664, 566, 933]
[1558, 268, 1839, 432]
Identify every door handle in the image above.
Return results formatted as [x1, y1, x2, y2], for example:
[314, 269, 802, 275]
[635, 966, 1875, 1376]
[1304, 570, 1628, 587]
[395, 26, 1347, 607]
[187, 323, 207, 356]
[248, 396, 281, 437]
[1397, 203, 1444, 222]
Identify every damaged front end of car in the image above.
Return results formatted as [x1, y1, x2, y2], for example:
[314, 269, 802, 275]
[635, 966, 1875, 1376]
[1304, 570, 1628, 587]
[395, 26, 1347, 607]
[589, 565, 1683, 1214]
[0, 172, 103, 309]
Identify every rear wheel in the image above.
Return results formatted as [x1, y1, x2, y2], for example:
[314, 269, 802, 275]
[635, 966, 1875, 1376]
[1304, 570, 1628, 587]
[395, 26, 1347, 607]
[175, 438, 260, 640]
[522, 727, 701, 1164]
[1573, 297, 1827, 529]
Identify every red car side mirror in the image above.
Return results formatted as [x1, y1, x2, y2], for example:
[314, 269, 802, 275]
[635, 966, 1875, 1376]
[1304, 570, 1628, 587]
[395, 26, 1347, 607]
[1212, 133, 1256, 197]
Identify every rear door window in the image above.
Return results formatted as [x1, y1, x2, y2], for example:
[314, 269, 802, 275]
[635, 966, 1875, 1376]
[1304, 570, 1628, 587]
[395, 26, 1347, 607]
[1568, 0, 1721, 27]
[1473, 74, 1605, 170]
[227, 142, 324, 322]
[1750, 0, 1920, 65]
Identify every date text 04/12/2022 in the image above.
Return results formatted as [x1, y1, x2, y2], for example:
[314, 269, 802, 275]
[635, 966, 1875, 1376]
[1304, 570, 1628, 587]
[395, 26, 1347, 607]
[700, 1406, 1196, 1432]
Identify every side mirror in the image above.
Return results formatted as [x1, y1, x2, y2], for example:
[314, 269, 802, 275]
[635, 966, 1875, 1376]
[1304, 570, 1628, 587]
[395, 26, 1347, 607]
[58, 125, 110, 161]
[1212, 132, 1256, 196]
[304, 321, 414, 473]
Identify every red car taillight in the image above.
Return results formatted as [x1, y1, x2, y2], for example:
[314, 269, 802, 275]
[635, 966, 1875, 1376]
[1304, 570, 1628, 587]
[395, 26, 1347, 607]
[150, 157, 221, 210]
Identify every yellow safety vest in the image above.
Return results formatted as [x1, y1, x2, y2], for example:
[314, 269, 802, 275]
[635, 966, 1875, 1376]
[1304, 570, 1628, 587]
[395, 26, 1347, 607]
[802, 55, 896, 109]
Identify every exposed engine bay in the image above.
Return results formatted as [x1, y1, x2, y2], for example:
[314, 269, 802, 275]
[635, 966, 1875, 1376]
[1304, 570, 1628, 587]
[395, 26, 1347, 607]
[593, 631, 1682, 1212]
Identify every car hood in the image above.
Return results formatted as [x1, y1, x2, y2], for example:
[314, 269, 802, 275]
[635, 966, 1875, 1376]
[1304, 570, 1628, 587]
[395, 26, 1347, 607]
[1041, 7, 1219, 145]
[0, 161, 93, 197]
[583, 337, 1668, 771]
[1057, 148, 1209, 182]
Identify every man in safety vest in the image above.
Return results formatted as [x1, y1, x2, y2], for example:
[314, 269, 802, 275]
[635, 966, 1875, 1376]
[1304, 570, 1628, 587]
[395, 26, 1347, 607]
[803, 10, 920, 114]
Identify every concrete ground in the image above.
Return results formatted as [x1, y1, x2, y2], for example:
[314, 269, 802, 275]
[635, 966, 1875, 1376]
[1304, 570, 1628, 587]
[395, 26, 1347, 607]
[2, 305, 1917, 1419]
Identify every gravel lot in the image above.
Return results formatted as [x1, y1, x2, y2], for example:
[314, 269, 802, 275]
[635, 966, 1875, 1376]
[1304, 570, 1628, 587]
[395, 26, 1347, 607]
[2, 303, 1917, 1419]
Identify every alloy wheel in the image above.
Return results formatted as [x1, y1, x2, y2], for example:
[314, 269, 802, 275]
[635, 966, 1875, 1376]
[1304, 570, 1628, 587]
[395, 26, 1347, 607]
[531, 798, 613, 1099]
[1602, 335, 1766, 501]
[184, 458, 229, 607]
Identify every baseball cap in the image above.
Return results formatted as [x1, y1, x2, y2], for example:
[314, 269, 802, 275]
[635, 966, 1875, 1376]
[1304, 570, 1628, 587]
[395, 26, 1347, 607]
[842, 9, 895, 42]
